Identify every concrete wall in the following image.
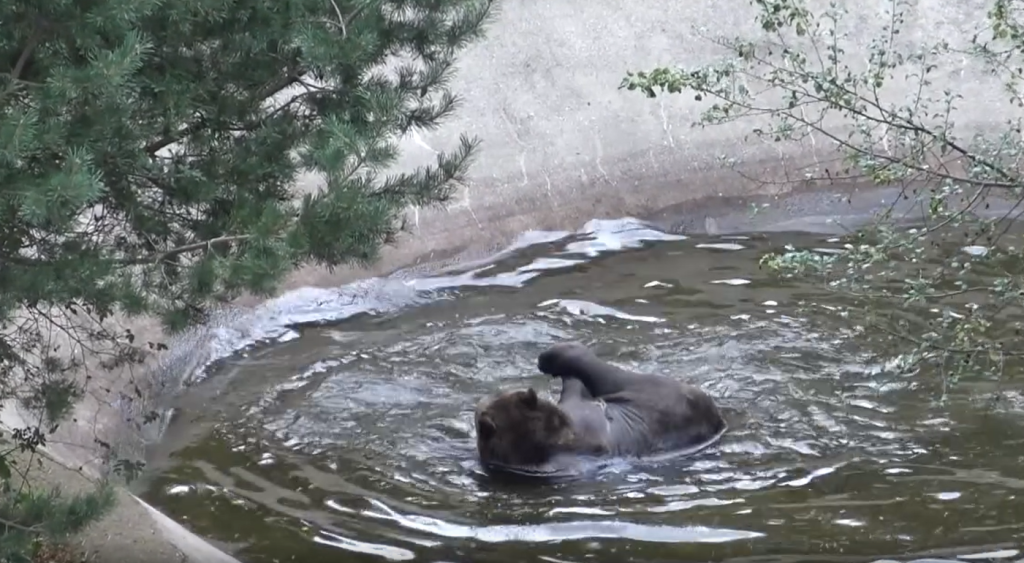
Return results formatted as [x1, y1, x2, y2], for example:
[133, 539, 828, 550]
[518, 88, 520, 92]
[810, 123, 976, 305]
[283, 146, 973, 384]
[345, 0, 1010, 271]
[5, 0, 1019, 560]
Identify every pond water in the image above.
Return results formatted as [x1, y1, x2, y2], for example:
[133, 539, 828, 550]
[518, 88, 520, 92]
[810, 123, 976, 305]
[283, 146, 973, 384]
[139, 219, 1024, 563]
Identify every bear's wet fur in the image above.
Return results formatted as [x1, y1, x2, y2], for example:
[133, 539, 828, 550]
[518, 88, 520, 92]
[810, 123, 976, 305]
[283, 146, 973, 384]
[474, 388, 576, 469]
[474, 342, 728, 478]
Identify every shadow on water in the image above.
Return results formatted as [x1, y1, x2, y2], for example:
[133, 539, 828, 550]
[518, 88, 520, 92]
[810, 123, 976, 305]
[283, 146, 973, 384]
[139, 220, 1024, 563]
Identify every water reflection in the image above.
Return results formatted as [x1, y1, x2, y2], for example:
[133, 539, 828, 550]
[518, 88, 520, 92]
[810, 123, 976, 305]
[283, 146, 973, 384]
[142, 227, 1024, 563]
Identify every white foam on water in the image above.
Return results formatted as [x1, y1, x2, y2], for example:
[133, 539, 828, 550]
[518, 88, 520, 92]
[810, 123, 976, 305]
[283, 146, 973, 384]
[313, 529, 417, 561]
[958, 549, 1019, 560]
[561, 218, 687, 257]
[695, 242, 746, 251]
[164, 218, 686, 387]
[709, 278, 751, 286]
[961, 245, 989, 257]
[358, 497, 763, 544]
[779, 465, 839, 488]
[517, 257, 586, 272]
[538, 298, 665, 324]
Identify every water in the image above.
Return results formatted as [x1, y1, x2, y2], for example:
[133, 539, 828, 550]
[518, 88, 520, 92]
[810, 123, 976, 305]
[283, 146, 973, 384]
[140, 220, 1024, 563]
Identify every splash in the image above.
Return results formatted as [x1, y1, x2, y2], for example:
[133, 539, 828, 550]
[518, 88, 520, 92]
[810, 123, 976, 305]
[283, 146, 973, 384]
[156, 218, 688, 392]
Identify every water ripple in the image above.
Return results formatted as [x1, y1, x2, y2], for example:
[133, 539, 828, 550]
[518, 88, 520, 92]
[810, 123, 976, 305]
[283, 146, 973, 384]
[145, 227, 1024, 563]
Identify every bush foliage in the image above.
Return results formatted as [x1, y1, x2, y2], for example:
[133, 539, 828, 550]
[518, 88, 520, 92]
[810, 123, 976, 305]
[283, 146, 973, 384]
[624, 0, 1024, 394]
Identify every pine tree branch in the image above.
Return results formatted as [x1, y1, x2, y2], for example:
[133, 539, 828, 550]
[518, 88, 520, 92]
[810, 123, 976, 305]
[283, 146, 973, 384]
[0, 515, 42, 534]
[0, 31, 42, 104]
[120, 234, 254, 265]
[142, 118, 207, 157]
[3, 235, 255, 268]
[1, 235, 256, 268]
[143, 73, 304, 156]
[320, 0, 368, 38]
[327, 0, 348, 37]
[11, 37, 36, 81]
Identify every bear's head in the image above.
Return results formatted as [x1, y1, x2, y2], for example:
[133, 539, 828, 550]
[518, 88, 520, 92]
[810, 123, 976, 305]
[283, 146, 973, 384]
[474, 387, 574, 474]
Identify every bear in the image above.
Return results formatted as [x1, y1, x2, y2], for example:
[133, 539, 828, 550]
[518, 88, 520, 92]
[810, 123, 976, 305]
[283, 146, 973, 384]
[474, 342, 728, 479]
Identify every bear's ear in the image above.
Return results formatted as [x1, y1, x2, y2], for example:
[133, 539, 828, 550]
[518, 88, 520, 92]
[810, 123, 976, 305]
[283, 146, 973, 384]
[521, 388, 539, 410]
[477, 415, 496, 440]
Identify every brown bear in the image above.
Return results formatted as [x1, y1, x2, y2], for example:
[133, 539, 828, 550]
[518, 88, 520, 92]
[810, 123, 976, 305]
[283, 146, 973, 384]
[474, 342, 727, 479]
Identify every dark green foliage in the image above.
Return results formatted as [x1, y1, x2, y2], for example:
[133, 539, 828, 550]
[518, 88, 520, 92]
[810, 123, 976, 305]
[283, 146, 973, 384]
[0, 0, 496, 555]
[0, 0, 495, 330]
[0, 483, 115, 562]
